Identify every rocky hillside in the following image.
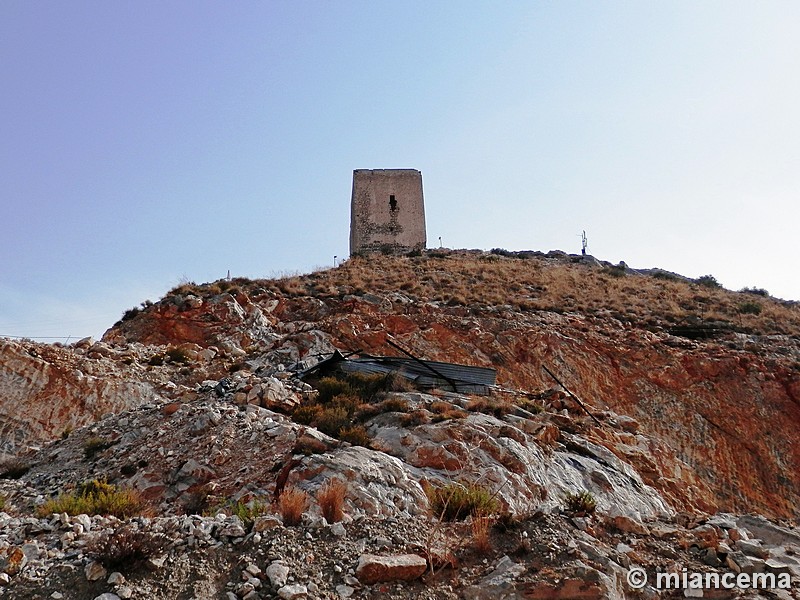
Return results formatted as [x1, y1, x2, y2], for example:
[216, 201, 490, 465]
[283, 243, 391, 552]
[106, 249, 800, 520]
[1, 248, 799, 599]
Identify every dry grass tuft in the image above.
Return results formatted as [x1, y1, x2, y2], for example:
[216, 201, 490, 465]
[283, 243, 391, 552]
[278, 487, 309, 526]
[426, 482, 500, 521]
[317, 478, 347, 523]
[471, 513, 493, 553]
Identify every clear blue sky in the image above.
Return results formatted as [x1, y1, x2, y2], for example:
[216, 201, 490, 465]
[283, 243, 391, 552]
[2, 1, 799, 340]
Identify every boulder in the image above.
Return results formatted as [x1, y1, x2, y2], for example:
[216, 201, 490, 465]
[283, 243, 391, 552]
[355, 553, 427, 585]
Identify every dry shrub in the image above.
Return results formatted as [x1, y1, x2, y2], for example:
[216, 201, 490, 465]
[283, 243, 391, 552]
[293, 435, 329, 455]
[355, 397, 410, 421]
[430, 401, 467, 422]
[317, 479, 347, 523]
[0, 457, 31, 480]
[88, 524, 169, 571]
[338, 425, 371, 447]
[278, 487, 309, 526]
[466, 397, 513, 418]
[400, 409, 430, 427]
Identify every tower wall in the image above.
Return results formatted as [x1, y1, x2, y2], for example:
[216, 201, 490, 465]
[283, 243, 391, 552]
[349, 169, 426, 255]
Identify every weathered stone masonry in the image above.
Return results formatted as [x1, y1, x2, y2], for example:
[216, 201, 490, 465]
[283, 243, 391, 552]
[349, 169, 426, 255]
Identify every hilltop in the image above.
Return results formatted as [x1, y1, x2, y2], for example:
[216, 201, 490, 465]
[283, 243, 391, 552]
[1, 249, 799, 599]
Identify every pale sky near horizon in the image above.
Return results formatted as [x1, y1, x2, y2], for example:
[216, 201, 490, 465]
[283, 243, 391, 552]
[2, 1, 799, 341]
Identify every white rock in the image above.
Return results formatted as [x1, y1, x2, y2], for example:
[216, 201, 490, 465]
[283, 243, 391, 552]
[336, 584, 355, 598]
[74, 514, 92, 532]
[278, 584, 308, 600]
[93, 594, 121, 600]
[266, 561, 291, 588]
[117, 587, 133, 599]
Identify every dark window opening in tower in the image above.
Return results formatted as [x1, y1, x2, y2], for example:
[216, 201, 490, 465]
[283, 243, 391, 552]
[389, 195, 397, 211]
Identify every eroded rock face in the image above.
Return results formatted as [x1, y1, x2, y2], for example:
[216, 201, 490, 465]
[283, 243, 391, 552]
[264, 290, 800, 521]
[0, 339, 159, 456]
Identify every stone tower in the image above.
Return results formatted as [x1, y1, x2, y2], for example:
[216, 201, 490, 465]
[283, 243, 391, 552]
[349, 169, 426, 255]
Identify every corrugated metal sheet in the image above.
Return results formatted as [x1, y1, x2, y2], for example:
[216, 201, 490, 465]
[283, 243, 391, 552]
[300, 351, 496, 395]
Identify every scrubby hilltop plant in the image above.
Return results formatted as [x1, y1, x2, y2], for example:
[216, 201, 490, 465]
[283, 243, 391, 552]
[563, 490, 597, 515]
[38, 479, 148, 519]
[425, 482, 500, 521]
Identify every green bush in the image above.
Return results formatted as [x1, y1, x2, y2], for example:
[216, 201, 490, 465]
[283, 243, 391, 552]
[740, 286, 769, 297]
[651, 270, 678, 281]
[426, 482, 500, 521]
[38, 480, 148, 518]
[738, 301, 762, 315]
[695, 274, 722, 289]
[315, 406, 351, 438]
[120, 307, 140, 322]
[604, 264, 627, 278]
[563, 490, 597, 515]
[316, 377, 353, 404]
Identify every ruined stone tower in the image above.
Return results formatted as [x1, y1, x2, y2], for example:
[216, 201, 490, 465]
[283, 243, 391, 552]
[349, 169, 426, 255]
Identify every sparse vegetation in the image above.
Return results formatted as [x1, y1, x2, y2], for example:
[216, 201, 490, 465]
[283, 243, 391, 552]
[466, 397, 513, 418]
[278, 487, 309, 526]
[695, 274, 722, 289]
[337, 424, 372, 447]
[425, 482, 500, 521]
[604, 264, 627, 277]
[563, 490, 597, 515]
[738, 301, 763, 315]
[210, 498, 270, 529]
[399, 409, 430, 427]
[88, 524, 169, 572]
[740, 286, 770, 297]
[38, 479, 149, 518]
[291, 372, 414, 444]
[0, 457, 31, 480]
[429, 401, 467, 422]
[316, 479, 347, 523]
[471, 513, 493, 553]
[84, 437, 114, 459]
[166, 346, 192, 364]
